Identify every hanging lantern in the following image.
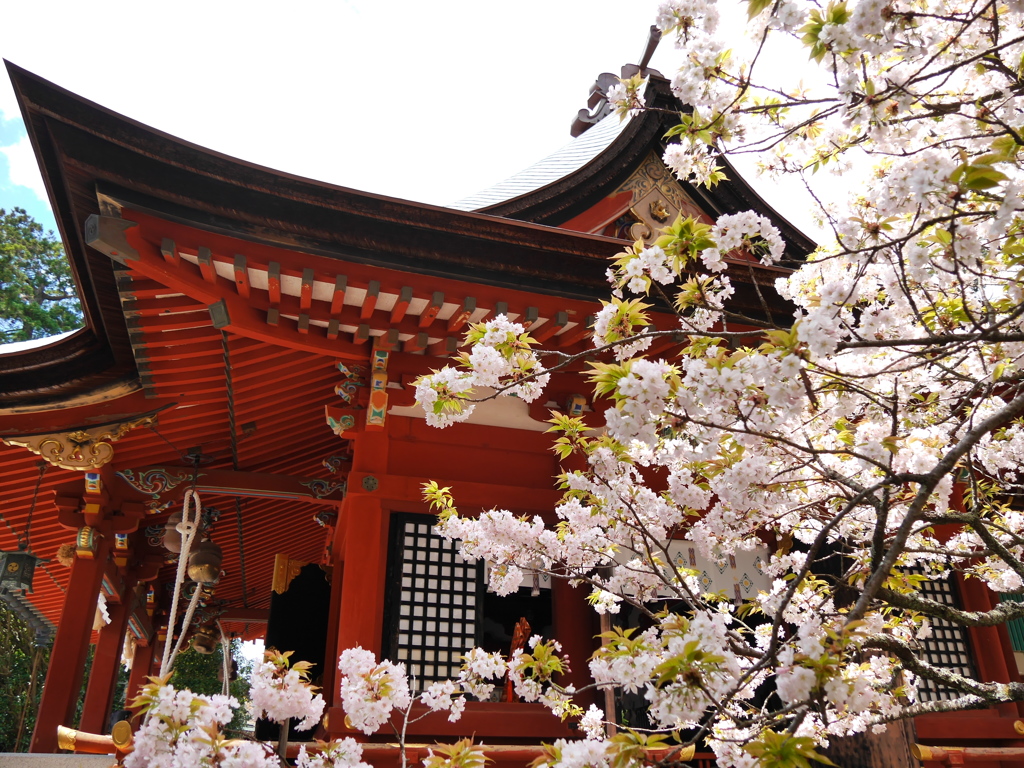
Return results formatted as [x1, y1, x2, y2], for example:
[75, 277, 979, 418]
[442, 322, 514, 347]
[187, 540, 223, 584]
[191, 623, 219, 654]
[163, 512, 183, 553]
[0, 549, 41, 593]
[3, 462, 49, 592]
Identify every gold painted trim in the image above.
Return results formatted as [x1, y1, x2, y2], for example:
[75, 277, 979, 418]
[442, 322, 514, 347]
[272, 554, 307, 594]
[912, 744, 933, 761]
[56, 725, 77, 752]
[111, 719, 133, 748]
[2, 413, 156, 470]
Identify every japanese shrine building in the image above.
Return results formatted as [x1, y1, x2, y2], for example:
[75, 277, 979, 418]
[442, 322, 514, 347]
[0, 56, 1021, 766]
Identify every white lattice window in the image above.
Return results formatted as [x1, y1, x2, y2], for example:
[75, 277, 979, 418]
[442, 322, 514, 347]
[915, 574, 978, 702]
[384, 514, 481, 692]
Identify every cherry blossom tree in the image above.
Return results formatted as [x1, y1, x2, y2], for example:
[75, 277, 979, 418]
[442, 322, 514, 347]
[403, 0, 1024, 765]
[126, 0, 1024, 764]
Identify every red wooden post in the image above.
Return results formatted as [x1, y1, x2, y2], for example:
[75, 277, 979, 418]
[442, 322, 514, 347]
[336, 496, 387, 654]
[79, 578, 136, 734]
[552, 576, 599, 709]
[321, 533, 345, 710]
[329, 431, 389, 738]
[31, 536, 111, 752]
[125, 638, 156, 714]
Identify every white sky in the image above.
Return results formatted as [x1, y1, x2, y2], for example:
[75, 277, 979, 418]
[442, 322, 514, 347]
[0, 0, 833, 257]
[0, 0, 685, 232]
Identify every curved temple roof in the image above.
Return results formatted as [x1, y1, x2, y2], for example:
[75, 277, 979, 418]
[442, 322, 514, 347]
[449, 112, 631, 212]
[0, 62, 808, 647]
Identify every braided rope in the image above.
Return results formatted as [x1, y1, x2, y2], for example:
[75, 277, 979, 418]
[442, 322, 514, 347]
[217, 620, 231, 696]
[159, 488, 202, 676]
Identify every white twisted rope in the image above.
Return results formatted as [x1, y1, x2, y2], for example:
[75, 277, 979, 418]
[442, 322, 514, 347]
[159, 488, 202, 676]
[217, 620, 231, 696]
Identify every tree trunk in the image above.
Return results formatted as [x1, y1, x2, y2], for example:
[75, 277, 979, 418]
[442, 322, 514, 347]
[822, 718, 917, 768]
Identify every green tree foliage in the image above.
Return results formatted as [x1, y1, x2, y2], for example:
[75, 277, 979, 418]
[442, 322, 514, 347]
[0, 207, 82, 342]
[0, 604, 50, 752]
[169, 640, 254, 734]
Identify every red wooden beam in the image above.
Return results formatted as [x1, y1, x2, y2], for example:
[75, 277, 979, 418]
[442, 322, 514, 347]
[913, 745, 1024, 764]
[233, 255, 251, 298]
[360, 280, 380, 320]
[448, 296, 476, 333]
[531, 311, 569, 343]
[330, 275, 347, 315]
[160, 238, 179, 266]
[346, 470, 561, 509]
[125, 295, 205, 316]
[354, 324, 370, 344]
[197, 247, 217, 283]
[419, 291, 444, 328]
[914, 715, 1024, 740]
[146, 248, 575, 344]
[391, 286, 413, 323]
[522, 306, 539, 330]
[137, 340, 223, 360]
[427, 337, 458, 358]
[117, 277, 178, 300]
[268, 261, 282, 306]
[87, 217, 370, 360]
[219, 608, 269, 623]
[128, 326, 220, 347]
[115, 465, 348, 505]
[557, 315, 594, 348]
[403, 332, 428, 353]
[483, 301, 509, 321]
[300, 268, 314, 311]
[131, 312, 213, 333]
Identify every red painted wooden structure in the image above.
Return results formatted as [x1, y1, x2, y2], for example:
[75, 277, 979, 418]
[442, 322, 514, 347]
[0, 59, 1018, 764]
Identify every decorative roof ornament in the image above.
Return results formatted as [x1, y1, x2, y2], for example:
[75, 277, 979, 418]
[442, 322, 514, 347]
[613, 152, 710, 243]
[1, 413, 158, 470]
[570, 25, 662, 137]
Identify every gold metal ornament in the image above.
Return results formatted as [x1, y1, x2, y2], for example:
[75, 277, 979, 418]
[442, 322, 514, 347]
[1, 414, 157, 471]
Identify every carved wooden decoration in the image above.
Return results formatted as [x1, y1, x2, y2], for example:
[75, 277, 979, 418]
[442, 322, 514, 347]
[367, 337, 392, 431]
[613, 152, 709, 243]
[2, 414, 156, 471]
[271, 554, 307, 595]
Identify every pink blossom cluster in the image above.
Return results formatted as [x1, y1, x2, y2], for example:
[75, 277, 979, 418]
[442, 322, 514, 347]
[250, 654, 326, 731]
[125, 683, 278, 768]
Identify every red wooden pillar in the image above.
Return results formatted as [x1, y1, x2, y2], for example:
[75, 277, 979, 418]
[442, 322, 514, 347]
[79, 578, 136, 734]
[31, 537, 111, 752]
[321, 548, 344, 709]
[328, 431, 389, 737]
[959, 574, 1021, 717]
[336, 495, 387, 654]
[125, 638, 156, 714]
[552, 576, 599, 709]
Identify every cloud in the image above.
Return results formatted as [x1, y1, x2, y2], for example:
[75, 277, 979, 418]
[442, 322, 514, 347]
[0, 134, 47, 201]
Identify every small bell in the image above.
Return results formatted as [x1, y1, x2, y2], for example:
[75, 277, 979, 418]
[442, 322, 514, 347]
[163, 512, 183, 553]
[187, 539, 223, 584]
[191, 624, 219, 654]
